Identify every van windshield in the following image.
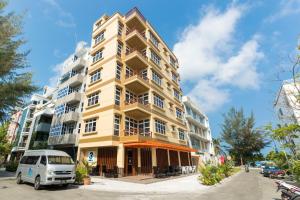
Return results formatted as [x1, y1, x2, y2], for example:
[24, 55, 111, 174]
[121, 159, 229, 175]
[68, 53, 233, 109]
[47, 156, 74, 165]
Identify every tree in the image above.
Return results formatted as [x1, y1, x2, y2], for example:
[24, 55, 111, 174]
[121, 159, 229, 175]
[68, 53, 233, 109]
[266, 150, 290, 170]
[0, 122, 11, 164]
[0, 0, 38, 122]
[212, 138, 225, 156]
[221, 107, 269, 165]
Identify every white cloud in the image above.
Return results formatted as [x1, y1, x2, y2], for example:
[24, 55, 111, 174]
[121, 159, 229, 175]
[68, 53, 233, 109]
[49, 41, 88, 87]
[266, 0, 300, 22]
[174, 4, 264, 112]
[43, 0, 76, 28]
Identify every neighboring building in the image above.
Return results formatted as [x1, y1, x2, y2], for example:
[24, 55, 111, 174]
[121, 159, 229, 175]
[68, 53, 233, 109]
[182, 96, 215, 165]
[9, 86, 55, 161]
[6, 109, 22, 144]
[274, 79, 300, 153]
[48, 44, 90, 160]
[77, 7, 194, 177]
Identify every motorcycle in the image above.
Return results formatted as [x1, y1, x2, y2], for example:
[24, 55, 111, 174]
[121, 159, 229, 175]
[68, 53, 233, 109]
[276, 180, 300, 200]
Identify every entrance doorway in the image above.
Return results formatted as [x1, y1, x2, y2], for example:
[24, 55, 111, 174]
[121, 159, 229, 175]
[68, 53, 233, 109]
[125, 148, 137, 176]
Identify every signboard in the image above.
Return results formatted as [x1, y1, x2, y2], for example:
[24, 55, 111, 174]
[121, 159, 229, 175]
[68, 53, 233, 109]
[87, 151, 96, 163]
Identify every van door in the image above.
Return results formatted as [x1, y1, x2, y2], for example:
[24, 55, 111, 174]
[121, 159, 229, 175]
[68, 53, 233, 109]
[38, 156, 47, 183]
[19, 156, 29, 181]
[25, 156, 40, 183]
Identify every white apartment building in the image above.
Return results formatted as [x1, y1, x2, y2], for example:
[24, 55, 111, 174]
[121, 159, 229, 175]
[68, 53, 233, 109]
[182, 96, 215, 164]
[10, 86, 55, 161]
[274, 79, 300, 153]
[48, 43, 90, 160]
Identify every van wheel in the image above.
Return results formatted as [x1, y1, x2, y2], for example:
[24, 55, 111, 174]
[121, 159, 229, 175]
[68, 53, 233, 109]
[34, 176, 41, 190]
[16, 173, 23, 184]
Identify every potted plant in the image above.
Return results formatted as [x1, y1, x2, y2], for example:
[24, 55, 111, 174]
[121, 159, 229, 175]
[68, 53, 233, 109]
[75, 159, 93, 185]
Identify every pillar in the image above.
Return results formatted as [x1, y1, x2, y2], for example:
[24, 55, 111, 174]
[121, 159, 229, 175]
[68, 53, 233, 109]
[151, 147, 157, 167]
[167, 149, 170, 166]
[137, 148, 141, 174]
[117, 143, 125, 177]
[178, 151, 181, 167]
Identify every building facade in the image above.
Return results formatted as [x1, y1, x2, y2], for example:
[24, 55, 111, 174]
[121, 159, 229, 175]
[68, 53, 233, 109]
[10, 87, 55, 161]
[274, 79, 300, 153]
[48, 44, 90, 160]
[77, 7, 194, 177]
[182, 96, 215, 165]
[6, 109, 22, 145]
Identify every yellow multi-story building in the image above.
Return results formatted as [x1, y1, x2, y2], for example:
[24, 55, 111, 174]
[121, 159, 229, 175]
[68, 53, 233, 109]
[78, 7, 195, 177]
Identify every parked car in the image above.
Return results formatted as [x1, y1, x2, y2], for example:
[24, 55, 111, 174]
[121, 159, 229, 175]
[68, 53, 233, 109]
[270, 168, 285, 179]
[16, 150, 76, 190]
[263, 166, 282, 177]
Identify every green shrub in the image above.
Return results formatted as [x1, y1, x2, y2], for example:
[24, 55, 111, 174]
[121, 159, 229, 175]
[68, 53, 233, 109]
[75, 165, 88, 184]
[292, 160, 300, 183]
[199, 165, 223, 185]
[5, 161, 18, 172]
[219, 161, 233, 177]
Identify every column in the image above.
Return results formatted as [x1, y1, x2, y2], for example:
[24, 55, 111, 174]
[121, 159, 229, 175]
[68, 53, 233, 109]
[117, 143, 125, 177]
[167, 149, 170, 166]
[178, 151, 181, 167]
[137, 148, 141, 174]
[151, 147, 157, 174]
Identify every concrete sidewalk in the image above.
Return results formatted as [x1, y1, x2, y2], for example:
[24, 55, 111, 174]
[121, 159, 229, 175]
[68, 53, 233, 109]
[0, 168, 15, 181]
[80, 174, 209, 193]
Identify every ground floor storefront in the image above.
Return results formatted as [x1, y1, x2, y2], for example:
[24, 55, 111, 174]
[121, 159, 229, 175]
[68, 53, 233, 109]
[78, 142, 194, 177]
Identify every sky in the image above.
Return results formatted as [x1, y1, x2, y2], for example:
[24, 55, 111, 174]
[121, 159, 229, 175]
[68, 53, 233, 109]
[6, 0, 300, 154]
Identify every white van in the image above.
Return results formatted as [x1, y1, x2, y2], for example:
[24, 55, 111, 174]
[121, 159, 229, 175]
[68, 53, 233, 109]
[16, 150, 76, 190]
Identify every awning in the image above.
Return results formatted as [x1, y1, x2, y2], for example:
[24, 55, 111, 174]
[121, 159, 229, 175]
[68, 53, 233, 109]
[123, 140, 197, 152]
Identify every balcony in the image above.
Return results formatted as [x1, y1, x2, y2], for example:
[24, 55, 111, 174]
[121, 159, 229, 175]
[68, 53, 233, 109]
[70, 57, 86, 71]
[125, 7, 146, 34]
[125, 29, 147, 51]
[61, 111, 79, 123]
[125, 49, 148, 69]
[120, 128, 152, 143]
[66, 74, 84, 87]
[124, 98, 151, 118]
[185, 114, 207, 129]
[124, 74, 150, 93]
[189, 131, 210, 142]
[48, 133, 78, 146]
[22, 127, 30, 133]
[36, 122, 51, 132]
[18, 142, 27, 149]
[56, 91, 81, 105]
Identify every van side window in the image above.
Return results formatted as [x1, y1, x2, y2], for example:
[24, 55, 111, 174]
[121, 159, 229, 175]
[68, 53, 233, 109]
[26, 156, 40, 165]
[20, 156, 28, 164]
[40, 156, 47, 165]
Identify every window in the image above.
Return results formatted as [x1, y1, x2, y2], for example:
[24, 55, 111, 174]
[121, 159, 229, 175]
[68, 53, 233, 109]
[279, 108, 284, 116]
[57, 87, 69, 99]
[117, 42, 123, 56]
[78, 123, 81, 134]
[50, 124, 62, 136]
[173, 89, 181, 101]
[171, 72, 177, 82]
[80, 102, 84, 112]
[116, 63, 122, 80]
[125, 117, 137, 135]
[153, 94, 164, 108]
[138, 119, 150, 134]
[126, 66, 134, 78]
[48, 156, 74, 165]
[152, 70, 162, 86]
[87, 92, 99, 106]
[23, 156, 40, 165]
[20, 156, 28, 164]
[170, 56, 176, 67]
[150, 50, 161, 66]
[115, 87, 121, 106]
[95, 31, 104, 45]
[118, 22, 123, 36]
[176, 108, 183, 119]
[138, 93, 149, 104]
[55, 104, 65, 116]
[114, 115, 120, 136]
[149, 31, 159, 48]
[155, 119, 166, 134]
[93, 50, 103, 63]
[178, 129, 185, 140]
[90, 69, 101, 83]
[85, 118, 97, 133]
[61, 123, 75, 135]
[40, 156, 47, 165]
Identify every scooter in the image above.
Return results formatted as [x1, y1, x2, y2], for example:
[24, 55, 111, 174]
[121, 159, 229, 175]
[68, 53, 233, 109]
[245, 164, 249, 172]
[276, 180, 300, 200]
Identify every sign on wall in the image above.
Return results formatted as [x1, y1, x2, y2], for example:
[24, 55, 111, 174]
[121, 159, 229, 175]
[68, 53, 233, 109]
[87, 151, 97, 163]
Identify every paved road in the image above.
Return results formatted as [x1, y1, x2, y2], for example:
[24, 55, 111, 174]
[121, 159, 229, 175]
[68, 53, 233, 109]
[0, 169, 281, 200]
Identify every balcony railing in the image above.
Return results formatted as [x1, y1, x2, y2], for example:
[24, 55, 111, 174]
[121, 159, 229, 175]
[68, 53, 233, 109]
[18, 142, 26, 148]
[125, 7, 146, 22]
[23, 127, 30, 133]
[126, 48, 147, 59]
[125, 98, 149, 106]
[124, 128, 152, 137]
[125, 72, 148, 81]
[126, 28, 146, 39]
